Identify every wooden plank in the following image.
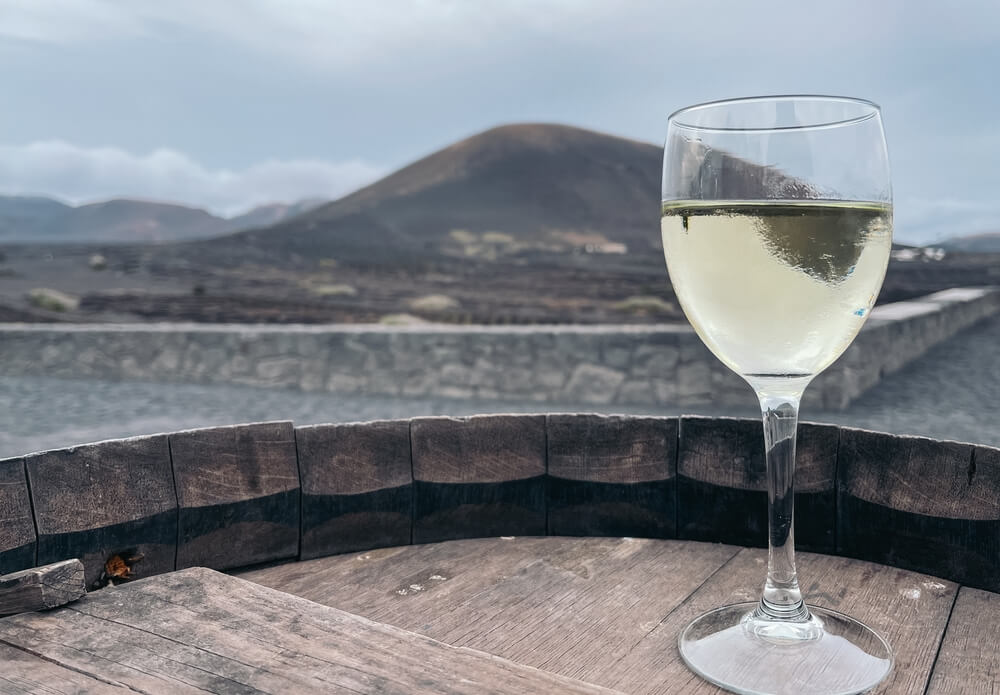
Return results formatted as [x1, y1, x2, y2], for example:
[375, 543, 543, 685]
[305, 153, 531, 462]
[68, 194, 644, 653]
[838, 429, 1000, 592]
[0, 567, 621, 694]
[677, 416, 839, 552]
[546, 414, 677, 538]
[0, 642, 123, 694]
[170, 421, 299, 571]
[602, 548, 958, 694]
[24, 435, 175, 589]
[410, 415, 546, 543]
[296, 420, 412, 559]
[242, 536, 739, 684]
[411, 539, 737, 682]
[0, 559, 85, 617]
[242, 536, 582, 626]
[926, 587, 1000, 694]
[0, 458, 35, 575]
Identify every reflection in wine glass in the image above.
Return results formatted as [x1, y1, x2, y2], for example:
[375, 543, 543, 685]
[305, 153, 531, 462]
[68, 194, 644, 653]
[662, 96, 893, 695]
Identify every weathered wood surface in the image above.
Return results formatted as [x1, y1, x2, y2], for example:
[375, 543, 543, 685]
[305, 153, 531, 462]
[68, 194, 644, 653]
[838, 428, 1000, 592]
[0, 559, 85, 617]
[547, 414, 677, 538]
[297, 420, 412, 559]
[0, 642, 123, 694]
[170, 421, 299, 570]
[245, 537, 581, 625]
[24, 435, 175, 589]
[0, 458, 34, 575]
[926, 587, 1000, 694]
[244, 537, 737, 683]
[602, 548, 957, 695]
[676, 416, 840, 552]
[410, 415, 546, 543]
[242, 536, 981, 694]
[0, 566, 620, 695]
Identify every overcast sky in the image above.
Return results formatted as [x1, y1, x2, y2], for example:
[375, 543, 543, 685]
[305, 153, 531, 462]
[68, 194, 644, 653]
[2, 0, 998, 243]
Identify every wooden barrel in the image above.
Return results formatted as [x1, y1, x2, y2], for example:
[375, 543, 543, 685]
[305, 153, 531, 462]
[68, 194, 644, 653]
[1, 415, 997, 593]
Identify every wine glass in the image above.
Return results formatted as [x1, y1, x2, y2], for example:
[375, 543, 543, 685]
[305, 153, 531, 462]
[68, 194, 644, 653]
[662, 96, 893, 694]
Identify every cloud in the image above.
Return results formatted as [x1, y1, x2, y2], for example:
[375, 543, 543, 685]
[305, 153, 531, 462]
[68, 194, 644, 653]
[0, 0, 143, 43]
[0, 0, 908, 70]
[0, 141, 382, 215]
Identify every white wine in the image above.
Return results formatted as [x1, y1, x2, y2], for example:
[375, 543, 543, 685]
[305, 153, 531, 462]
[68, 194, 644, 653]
[661, 200, 892, 378]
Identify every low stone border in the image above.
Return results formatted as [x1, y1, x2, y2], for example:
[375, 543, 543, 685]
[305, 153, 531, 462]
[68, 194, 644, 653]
[0, 287, 996, 410]
[1, 414, 997, 593]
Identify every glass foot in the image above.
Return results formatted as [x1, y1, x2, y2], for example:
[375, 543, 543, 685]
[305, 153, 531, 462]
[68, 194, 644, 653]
[678, 602, 892, 695]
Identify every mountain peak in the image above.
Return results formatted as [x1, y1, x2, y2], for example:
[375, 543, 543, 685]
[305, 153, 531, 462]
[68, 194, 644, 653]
[451, 122, 650, 153]
[227, 123, 664, 264]
[302, 123, 660, 221]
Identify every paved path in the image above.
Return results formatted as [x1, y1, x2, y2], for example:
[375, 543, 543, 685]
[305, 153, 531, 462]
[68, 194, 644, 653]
[1, 316, 997, 458]
[810, 311, 1000, 446]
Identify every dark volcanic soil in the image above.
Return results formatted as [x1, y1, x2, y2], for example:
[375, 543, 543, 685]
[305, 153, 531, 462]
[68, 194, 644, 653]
[0, 241, 683, 324]
[0, 239, 996, 325]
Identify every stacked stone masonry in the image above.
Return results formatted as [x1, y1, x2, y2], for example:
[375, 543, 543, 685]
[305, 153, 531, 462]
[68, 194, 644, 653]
[0, 287, 996, 410]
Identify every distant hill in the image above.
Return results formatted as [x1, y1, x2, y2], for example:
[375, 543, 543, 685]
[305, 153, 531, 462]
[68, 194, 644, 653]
[52, 199, 224, 243]
[0, 195, 325, 243]
[939, 232, 1000, 253]
[227, 123, 664, 263]
[227, 198, 328, 231]
[0, 196, 73, 239]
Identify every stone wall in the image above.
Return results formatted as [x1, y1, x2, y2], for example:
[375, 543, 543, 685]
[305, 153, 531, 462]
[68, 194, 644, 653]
[0, 287, 996, 410]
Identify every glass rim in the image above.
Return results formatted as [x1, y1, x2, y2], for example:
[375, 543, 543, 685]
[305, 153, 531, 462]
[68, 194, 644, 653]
[668, 94, 882, 133]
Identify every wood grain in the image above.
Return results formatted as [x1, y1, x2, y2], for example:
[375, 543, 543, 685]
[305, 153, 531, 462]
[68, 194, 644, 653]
[838, 428, 1000, 592]
[0, 642, 123, 694]
[244, 537, 972, 695]
[296, 420, 412, 559]
[170, 421, 299, 571]
[677, 417, 839, 552]
[0, 559, 85, 617]
[411, 415, 546, 484]
[242, 537, 577, 626]
[0, 567, 621, 694]
[24, 435, 175, 588]
[243, 536, 739, 685]
[603, 548, 959, 694]
[411, 539, 736, 684]
[0, 458, 34, 576]
[926, 587, 1000, 694]
[546, 414, 677, 538]
[410, 415, 546, 542]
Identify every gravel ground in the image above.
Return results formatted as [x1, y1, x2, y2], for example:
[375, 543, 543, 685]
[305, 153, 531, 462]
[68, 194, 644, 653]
[1, 316, 998, 458]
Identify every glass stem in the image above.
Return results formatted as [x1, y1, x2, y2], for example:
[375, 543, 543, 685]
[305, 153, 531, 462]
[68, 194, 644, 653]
[753, 383, 810, 622]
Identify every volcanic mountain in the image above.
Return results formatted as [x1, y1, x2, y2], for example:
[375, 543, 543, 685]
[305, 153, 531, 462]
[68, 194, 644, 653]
[225, 123, 664, 264]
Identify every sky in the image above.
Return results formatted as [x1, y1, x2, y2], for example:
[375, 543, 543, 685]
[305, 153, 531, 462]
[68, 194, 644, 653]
[1, 0, 998, 244]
